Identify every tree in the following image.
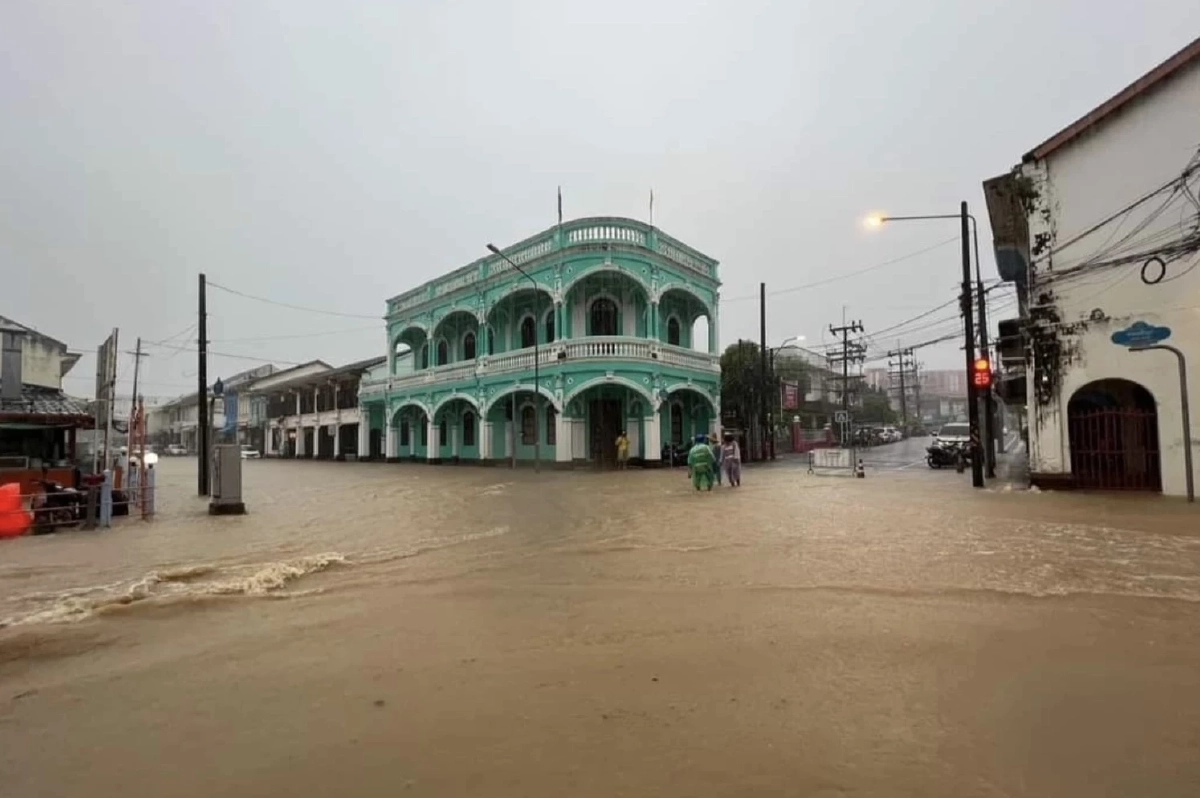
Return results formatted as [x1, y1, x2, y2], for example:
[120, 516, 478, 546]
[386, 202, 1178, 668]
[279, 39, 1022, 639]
[720, 340, 762, 426]
[858, 385, 897, 425]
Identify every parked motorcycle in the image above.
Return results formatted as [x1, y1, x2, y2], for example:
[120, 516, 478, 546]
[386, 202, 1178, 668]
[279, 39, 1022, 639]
[926, 441, 970, 470]
[31, 479, 85, 535]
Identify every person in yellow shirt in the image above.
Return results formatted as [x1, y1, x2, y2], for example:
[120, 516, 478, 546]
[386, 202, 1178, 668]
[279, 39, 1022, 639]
[615, 431, 630, 469]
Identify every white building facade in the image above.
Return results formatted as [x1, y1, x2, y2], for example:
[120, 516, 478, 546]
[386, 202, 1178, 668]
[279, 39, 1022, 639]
[984, 36, 1200, 496]
[252, 358, 382, 460]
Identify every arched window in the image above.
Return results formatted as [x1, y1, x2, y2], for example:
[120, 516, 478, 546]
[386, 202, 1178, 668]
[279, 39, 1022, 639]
[544, 311, 555, 343]
[521, 405, 537, 445]
[419, 344, 429, 370]
[439, 417, 448, 446]
[667, 317, 682, 346]
[436, 340, 449, 366]
[520, 316, 536, 349]
[463, 332, 477, 360]
[546, 405, 557, 445]
[590, 298, 618, 336]
[399, 420, 410, 447]
[463, 411, 476, 446]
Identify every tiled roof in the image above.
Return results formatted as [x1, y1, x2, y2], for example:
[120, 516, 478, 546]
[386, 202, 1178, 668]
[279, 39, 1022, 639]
[249, 356, 383, 394]
[0, 383, 94, 424]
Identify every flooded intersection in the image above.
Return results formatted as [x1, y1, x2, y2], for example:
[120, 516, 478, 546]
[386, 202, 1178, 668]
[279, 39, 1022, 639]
[2, 458, 1200, 797]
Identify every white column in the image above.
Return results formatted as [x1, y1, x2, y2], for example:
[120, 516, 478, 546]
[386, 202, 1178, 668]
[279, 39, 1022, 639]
[357, 417, 369, 458]
[555, 410, 571, 462]
[451, 419, 460, 459]
[294, 393, 304, 457]
[409, 418, 417, 457]
[385, 422, 397, 459]
[645, 407, 662, 464]
[426, 418, 436, 461]
[572, 417, 586, 460]
[333, 424, 342, 458]
[481, 421, 493, 460]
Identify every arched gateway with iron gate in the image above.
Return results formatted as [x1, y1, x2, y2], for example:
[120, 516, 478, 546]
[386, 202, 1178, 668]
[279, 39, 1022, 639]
[1067, 378, 1161, 491]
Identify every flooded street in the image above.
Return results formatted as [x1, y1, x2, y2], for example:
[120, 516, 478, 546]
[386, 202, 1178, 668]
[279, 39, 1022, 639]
[3, 458, 1200, 797]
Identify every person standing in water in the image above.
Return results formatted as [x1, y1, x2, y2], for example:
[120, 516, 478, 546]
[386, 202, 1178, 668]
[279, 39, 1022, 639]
[615, 431, 630, 470]
[711, 433, 724, 486]
[721, 431, 742, 487]
[687, 433, 716, 491]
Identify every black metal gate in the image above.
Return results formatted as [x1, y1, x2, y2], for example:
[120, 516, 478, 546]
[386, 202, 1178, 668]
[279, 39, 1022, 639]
[1068, 408, 1161, 491]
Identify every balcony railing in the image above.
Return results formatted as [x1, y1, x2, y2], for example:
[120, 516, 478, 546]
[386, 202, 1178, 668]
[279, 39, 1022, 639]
[387, 217, 719, 316]
[360, 337, 719, 398]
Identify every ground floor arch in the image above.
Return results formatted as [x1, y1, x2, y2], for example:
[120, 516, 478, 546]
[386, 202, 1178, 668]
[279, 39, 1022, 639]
[662, 387, 717, 449]
[433, 397, 480, 462]
[389, 402, 431, 461]
[1067, 377, 1161, 491]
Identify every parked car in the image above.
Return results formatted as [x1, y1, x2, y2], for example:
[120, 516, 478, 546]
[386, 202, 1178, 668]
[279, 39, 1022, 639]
[166, 445, 187, 456]
[239, 445, 261, 460]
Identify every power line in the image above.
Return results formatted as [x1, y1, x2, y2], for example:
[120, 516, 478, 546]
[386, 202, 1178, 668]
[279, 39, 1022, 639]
[210, 326, 378, 344]
[207, 280, 382, 320]
[144, 339, 301, 366]
[722, 236, 959, 303]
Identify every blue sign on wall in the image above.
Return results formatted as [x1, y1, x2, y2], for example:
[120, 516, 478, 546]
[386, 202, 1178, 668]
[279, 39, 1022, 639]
[223, 392, 239, 434]
[1111, 321, 1171, 349]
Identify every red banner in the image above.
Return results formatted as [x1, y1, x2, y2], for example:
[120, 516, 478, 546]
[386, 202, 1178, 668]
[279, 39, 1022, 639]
[781, 381, 800, 410]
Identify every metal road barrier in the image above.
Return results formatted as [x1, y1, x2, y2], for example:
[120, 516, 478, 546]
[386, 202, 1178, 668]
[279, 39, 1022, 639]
[807, 447, 860, 477]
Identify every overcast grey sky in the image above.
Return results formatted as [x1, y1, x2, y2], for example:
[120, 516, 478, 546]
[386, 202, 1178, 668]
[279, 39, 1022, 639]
[3, 0, 1198, 400]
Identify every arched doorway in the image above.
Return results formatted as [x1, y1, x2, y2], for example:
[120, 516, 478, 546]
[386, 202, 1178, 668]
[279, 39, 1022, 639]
[1067, 378, 1161, 491]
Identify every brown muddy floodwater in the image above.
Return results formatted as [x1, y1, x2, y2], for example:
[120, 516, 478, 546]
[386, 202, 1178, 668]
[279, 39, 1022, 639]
[2, 458, 1200, 797]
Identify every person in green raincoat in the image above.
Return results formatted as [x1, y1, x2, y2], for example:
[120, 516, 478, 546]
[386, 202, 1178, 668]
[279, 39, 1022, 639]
[687, 433, 716, 492]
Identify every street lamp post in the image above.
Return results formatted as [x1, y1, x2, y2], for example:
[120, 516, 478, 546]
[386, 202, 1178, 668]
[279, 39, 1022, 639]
[866, 206, 990, 486]
[1131, 344, 1193, 502]
[769, 336, 806, 455]
[487, 243, 541, 473]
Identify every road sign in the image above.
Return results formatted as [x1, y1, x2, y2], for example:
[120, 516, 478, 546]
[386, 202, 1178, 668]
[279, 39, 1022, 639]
[834, 410, 848, 423]
[1111, 320, 1171, 349]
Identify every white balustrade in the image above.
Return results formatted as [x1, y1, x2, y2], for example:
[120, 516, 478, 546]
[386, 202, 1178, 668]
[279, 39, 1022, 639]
[370, 338, 717, 392]
[562, 337, 652, 360]
[658, 344, 721, 372]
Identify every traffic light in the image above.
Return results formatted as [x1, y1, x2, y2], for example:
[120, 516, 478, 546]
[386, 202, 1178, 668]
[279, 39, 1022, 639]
[972, 357, 992, 389]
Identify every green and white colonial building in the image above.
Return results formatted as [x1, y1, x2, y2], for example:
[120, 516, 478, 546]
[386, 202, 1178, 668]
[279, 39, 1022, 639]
[356, 217, 721, 466]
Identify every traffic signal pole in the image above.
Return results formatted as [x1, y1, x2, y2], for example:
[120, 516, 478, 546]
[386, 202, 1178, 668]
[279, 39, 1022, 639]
[960, 202, 985, 488]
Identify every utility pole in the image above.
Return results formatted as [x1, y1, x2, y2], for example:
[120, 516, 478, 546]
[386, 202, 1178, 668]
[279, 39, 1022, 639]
[827, 320, 865, 444]
[912, 359, 922, 429]
[759, 283, 771, 460]
[887, 345, 916, 431]
[198, 273, 209, 496]
[126, 337, 148, 436]
[960, 201, 984, 488]
[973, 248, 996, 478]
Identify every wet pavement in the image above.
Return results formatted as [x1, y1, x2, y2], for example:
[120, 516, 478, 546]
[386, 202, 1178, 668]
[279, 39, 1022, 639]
[2, 457, 1199, 797]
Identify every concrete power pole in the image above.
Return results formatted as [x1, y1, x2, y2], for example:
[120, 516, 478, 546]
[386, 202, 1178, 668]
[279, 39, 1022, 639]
[887, 346, 917, 432]
[828, 320, 865, 444]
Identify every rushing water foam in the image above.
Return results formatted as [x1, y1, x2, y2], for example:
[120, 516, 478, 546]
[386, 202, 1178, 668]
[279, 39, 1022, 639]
[2, 553, 346, 627]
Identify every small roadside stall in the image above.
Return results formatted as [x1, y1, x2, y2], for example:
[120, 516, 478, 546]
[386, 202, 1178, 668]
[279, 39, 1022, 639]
[0, 384, 94, 498]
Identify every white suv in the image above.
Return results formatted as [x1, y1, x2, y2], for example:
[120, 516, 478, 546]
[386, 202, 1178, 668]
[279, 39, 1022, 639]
[935, 423, 971, 447]
[239, 445, 261, 460]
